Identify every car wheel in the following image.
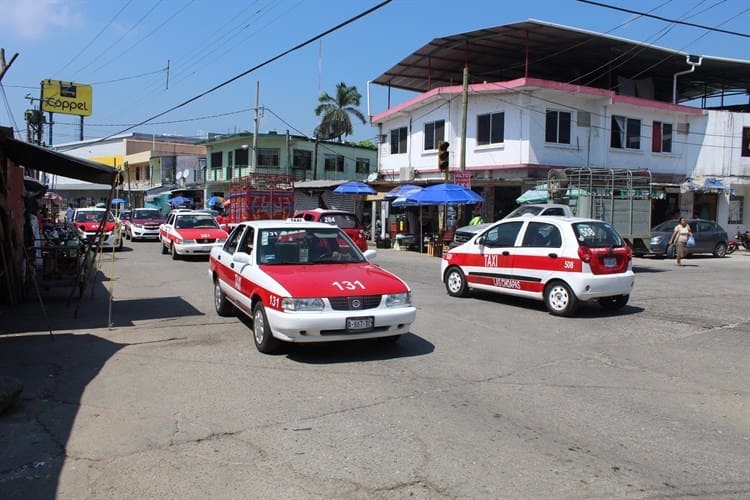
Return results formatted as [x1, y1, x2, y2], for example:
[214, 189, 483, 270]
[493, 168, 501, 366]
[544, 280, 578, 316]
[171, 243, 180, 260]
[161, 240, 168, 254]
[713, 242, 727, 258]
[252, 302, 280, 354]
[598, 294, 629, 311]
[444, 267, 469, 297]
[214, 279, 234, 316]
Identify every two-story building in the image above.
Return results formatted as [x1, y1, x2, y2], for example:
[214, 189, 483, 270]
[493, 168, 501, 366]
[201, 131, 377, 211]
[370, 20, 750, 232]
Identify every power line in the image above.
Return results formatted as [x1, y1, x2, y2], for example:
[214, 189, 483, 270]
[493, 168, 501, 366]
[55, 107, 254, 127]
[0, 83, 20, 137]
[95, 0, 392, 143]
[577, 0, 750, 38]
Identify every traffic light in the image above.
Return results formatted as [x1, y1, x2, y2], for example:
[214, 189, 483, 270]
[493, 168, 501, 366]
[437, 141, 449, 171]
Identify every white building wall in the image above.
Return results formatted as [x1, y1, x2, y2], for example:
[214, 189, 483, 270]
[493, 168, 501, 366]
[52, 139, 125, 186]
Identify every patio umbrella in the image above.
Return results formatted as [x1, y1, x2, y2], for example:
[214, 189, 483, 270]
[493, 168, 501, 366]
[168, 195, 193, 206]
[333, 181, 376, 195]
[207, 196, 224, 206]
[403, 183, 483, 206]
[515, 188, 548, 204]
[383, 184, 422, 200]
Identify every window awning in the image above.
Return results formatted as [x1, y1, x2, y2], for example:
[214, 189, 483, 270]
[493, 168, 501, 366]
[1, 137, 121, 186]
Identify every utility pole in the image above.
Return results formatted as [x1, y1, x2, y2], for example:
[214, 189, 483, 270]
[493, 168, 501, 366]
[251, 81, 260, 173]
[460, 65, 468, 171]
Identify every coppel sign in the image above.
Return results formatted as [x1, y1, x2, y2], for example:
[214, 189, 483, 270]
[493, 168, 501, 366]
[41, 79, 93, 117]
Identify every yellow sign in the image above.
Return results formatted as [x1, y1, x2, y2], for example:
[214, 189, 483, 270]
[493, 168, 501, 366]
[41, 79, 93, 117]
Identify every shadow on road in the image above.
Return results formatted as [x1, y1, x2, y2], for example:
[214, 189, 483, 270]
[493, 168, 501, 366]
[470, 290, 644, 317]
[281, 333, 434, 364]
[0, 333, 126, 500]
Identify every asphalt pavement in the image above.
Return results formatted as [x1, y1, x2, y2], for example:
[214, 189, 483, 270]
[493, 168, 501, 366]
[1, 243, 749, 499]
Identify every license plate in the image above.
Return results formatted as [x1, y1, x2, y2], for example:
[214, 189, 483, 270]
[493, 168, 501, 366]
[346, 316, 374, 332]
[603, 256, 617, 268]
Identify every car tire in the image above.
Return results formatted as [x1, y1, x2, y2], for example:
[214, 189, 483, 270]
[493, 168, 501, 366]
[544, 280, 578, 316]
[161, 240, 168, 254]
[598, 294, 629, 311]
[171, 243, 180, 260]
[214, 279, 234, 316]
[252, 302, 280, 354]
[444, 266, 469, 297]
[713, 242, 727, 258]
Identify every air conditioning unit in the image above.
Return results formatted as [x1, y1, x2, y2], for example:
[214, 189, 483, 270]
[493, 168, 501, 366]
[676, 122, 690, 135]
[400, 166, 414, 181]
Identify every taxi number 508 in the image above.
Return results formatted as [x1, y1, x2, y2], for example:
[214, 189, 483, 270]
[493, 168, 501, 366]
[564, 260, 574, 269]
[332, 280, 365, 291]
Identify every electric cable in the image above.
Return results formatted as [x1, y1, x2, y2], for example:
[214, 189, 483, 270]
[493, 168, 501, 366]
[0, 83, 21, 137]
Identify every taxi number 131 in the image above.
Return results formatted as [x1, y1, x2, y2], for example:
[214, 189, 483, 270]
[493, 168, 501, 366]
[332, 280, 366, 291]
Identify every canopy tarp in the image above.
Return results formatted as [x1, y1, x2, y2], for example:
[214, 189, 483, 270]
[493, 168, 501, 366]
[1, 137, 121, 186]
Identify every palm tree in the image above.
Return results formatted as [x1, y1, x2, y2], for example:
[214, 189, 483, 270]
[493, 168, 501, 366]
[314, 82, 366, 142]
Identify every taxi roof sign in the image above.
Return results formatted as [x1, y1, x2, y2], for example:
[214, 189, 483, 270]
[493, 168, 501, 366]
[41, 79, 93, 117]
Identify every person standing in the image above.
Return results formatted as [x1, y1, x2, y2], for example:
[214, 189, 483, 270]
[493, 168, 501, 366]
[669, 217, 693, 266]
[65, 205, 74, 223]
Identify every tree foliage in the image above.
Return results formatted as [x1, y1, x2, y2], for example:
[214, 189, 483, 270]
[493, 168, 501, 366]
[314, 81, 366, 142]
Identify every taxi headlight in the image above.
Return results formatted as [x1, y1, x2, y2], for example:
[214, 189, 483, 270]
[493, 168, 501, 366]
[385, 292, 412, 308]
[281, 298, 325, 312]
[134, 223, 143, 228]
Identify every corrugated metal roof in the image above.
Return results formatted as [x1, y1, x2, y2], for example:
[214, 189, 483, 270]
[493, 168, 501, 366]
[372, 19, 750, 103]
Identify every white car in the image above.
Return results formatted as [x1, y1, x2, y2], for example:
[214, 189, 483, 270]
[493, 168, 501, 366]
[209, 219, 416, 353]
[159, 210, 228, 259]
[441, 215, 634, 316]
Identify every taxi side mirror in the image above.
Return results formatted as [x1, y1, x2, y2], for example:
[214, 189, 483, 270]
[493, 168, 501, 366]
[233, 252, 252, 265]
[363, 249, 377, 260]
[476, 235, 486, 246]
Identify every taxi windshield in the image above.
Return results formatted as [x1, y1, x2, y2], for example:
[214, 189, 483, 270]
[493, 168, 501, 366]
[572, 221, 624, 248]
[74, 210, 113, 223]
[133, 209, 162, 219]
[175, 215, 219, 229]
[257, 227, 364, 265]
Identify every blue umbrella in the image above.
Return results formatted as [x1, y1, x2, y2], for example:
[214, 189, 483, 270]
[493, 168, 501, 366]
[111, 197, 127, 206]
[207, 196, 224, 206]
[403, 183, 483, 206]
[384, 184, 423, 200]
[168, 195, 193, 206]
[333, 181, 376, 195]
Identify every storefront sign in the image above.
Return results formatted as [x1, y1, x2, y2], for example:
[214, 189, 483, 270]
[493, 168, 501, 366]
[454, 171, 471, 188]
[41, 79, 93, 116]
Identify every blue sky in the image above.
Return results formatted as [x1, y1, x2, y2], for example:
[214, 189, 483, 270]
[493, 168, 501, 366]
[1, 0, 748, 145]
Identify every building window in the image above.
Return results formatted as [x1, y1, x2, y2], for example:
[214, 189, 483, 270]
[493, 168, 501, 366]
[210, 152, 222, 169]
[234, 147, 249, 167]
[742, 127, 750, 157]
[390, 127, 408, 154]
[611, 115, 641, 149]
[729, 195, 743, 224]
[324, 154, 345, 172]
[135, 168, 141, 181]
[293, 149, 312, 170]
[257, 148, 280, 168]
[477, 112, 505, 145]
[545, 110, 571, 144]
[652, 121, 673, 153]
[424, 120, 445, 150]
[355, 157, 370, 174]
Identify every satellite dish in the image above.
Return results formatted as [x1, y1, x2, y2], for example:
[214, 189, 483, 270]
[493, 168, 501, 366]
[183, 169, 190, 179]
[367, 172, 379, 182]
[176, 171, 183, 180]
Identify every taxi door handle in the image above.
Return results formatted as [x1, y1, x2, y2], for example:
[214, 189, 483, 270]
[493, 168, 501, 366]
[230, 263, 235, 269]
[502, 251, 510, 256]
[548, 253, 558, 258]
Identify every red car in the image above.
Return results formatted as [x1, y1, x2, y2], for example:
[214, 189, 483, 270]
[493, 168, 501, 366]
[73, 207, 122, 250]
[294, 209, 368, 252]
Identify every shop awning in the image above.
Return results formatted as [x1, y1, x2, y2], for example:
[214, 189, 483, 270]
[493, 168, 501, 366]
[680, 176, 735, 195]
[1, 137, 121, 186]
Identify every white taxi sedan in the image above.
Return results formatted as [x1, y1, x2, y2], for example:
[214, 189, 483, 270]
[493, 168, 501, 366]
[441, 215, 634, 316]
[209, 219, 416, 353]
[160, 210, 228, 259]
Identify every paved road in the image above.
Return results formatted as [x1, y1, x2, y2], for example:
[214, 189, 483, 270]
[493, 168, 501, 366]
[1, 242, 749, 499]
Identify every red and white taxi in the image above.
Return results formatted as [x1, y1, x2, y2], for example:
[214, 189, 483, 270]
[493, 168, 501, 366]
[440, 215, 634, 316]
[159, 210, 228, 259]
[73, 207, 122, 250]
[209, 219, 416, 353]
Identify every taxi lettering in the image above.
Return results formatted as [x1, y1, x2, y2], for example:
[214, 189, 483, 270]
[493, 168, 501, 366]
[494, 278, 521, 290]
[484, 254, 499, 267]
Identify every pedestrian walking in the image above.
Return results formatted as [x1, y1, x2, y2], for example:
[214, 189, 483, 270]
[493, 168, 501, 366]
[669, 217, 693, 266]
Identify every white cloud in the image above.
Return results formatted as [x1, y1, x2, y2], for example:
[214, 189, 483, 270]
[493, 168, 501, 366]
[0, 0, 83, 39]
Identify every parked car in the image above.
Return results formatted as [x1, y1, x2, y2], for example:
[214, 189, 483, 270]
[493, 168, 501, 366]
[124, 208, 165, 241]
[73, 207, 123, 250]
[648, 218, 729, 257]
[293, 208, 369, 252]
[209, 219, 416, 353]
[450, 204, 574, 249]
[441, 216, 634, 316]
[159, 210, 228, 259]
